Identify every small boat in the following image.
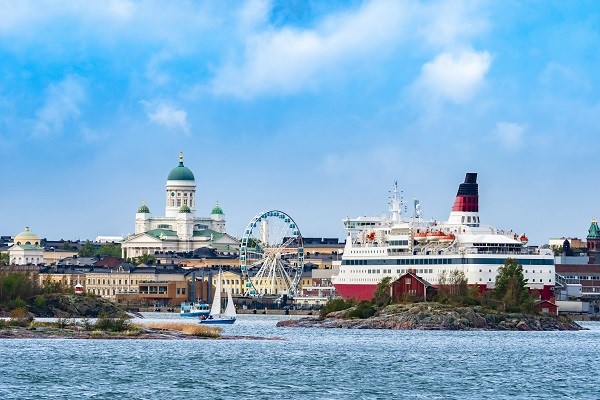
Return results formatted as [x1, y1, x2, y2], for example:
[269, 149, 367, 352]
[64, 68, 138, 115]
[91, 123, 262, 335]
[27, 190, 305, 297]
[199, 269, 236, 324]
[180, 301, 210, 317]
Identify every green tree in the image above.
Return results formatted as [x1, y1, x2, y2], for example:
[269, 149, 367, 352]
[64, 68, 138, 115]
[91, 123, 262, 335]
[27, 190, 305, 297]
[131, 254, 156, 265]
[60, 241, 76, 251]
[78, 241, 96, 257]
[96, 243, 122, 258]
[494, 258, 530, 312]
[372, 276, 392, 307]
[437, 269, 469, 305]
[0, 252, 9, 266]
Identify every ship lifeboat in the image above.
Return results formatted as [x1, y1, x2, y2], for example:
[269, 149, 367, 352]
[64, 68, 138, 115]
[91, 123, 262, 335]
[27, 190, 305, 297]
[519, 234, 528, 245]
[439, 234, 456, 243]
[426, 231, 445, 241]
[414, 232, 428, 242]
[366, 231, 376, 241]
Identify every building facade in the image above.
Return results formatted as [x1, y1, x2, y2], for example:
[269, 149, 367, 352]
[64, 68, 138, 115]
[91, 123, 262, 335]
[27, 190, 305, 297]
[9, 227, 44, 266]
[121, 152, 239, 258]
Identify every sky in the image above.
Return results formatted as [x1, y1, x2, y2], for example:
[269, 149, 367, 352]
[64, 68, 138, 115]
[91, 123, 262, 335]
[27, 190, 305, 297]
[1, 0, 599, 246]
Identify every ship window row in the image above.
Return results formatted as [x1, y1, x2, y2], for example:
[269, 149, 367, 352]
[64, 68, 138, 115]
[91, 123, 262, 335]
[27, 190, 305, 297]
[343, 258, 553, 266]
[388, 240, 409, 246]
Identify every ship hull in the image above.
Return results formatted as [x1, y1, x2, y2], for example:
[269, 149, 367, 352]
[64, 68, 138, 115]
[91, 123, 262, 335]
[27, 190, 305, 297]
[332, 283, 377, 301]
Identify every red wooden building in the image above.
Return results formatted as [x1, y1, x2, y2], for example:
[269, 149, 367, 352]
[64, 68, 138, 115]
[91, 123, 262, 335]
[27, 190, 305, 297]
[391, 272, 437, 302]
[535, 300, 558, 315]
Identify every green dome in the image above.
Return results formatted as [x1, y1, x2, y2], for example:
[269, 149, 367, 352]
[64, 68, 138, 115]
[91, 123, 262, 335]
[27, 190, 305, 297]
[137, 202, 150, 213]
[167, 152, 195, 181]
[179, 204, 191, 213]
[211, 202, 224, 215]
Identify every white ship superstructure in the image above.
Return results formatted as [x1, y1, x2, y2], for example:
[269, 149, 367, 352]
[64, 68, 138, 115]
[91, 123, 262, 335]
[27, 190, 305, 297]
[331, 173, 555, 301]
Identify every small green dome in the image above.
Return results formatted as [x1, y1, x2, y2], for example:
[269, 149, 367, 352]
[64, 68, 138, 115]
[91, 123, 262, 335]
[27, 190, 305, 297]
[167, 152, 195, 181]
[138, 202, 150, 213]
[179, 204, 191, 213]
[211, 202, 224, 215]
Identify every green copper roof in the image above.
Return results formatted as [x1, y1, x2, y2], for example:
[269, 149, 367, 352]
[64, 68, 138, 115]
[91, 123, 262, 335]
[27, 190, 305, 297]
[588, 220, 600, 239]
[15, 227, 40, 241]
[179, 204, 191, 213]
[146, 228, 178, 239]
[211, 202, 224, 215]
[138, 202, 150, 213]
[167, 152, 195, 181]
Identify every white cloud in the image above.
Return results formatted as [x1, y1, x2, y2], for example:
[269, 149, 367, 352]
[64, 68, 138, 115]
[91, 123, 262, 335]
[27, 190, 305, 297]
[491, 122, 526, 151]
[33, 76, 86, 137]
[237, 0, 271, 32]
[415, 50, 491, 104]
[212, 0, 411, 98]
[419, 0, 489, 50]
[147, 103, 190, 135]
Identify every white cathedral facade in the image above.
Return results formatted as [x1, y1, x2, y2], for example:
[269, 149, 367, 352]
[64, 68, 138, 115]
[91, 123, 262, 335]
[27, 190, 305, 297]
[121, 153, 239, 259]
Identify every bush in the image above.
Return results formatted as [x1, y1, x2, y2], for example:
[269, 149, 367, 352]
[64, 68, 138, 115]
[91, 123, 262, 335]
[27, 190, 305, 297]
[94, 316, 131, 332]
[9, 307, 33, 327]
[319, 298, 356, 319]
[34, 294, 47, 309]
[7, 297, 28, 311]
[346, 301, 376, 319]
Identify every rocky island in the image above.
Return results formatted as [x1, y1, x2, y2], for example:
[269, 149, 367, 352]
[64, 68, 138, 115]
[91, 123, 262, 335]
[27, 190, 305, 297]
[277, 302, 585, 331]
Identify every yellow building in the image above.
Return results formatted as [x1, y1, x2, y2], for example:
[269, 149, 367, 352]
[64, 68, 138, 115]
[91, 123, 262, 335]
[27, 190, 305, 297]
[85, 265, 189, 299]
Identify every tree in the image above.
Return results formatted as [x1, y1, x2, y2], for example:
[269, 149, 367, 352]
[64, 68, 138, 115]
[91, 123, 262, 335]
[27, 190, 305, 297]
[494, 258, 530, 312]
[437, 269, 469, 305]
[0, 252, 9, 266]
[78, 241, 96, 257]
[96, 243, 122, 258]
[372, 277, 392, 307]
[61, 241, 76, 251]
[131, 254, 156, 265]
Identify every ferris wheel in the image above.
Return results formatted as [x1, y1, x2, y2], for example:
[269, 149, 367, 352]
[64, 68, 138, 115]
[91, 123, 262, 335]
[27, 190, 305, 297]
[240, 210, 304, 297]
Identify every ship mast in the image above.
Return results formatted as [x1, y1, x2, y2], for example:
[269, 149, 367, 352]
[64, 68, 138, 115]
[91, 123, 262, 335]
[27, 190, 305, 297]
[389, 181, 403, 223]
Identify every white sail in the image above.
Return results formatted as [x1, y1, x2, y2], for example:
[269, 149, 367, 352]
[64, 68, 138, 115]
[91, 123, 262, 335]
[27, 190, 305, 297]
[209, 269, 222, 316]
[224, 288, 236, 317]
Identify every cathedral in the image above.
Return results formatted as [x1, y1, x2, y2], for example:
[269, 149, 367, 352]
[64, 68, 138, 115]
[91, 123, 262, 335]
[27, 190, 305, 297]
[120, 153, 239, 259]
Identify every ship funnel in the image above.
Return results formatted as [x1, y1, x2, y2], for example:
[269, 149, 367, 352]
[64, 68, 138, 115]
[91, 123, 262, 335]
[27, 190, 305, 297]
[447, 173, 480, 226]
[452, 173, 478, 212]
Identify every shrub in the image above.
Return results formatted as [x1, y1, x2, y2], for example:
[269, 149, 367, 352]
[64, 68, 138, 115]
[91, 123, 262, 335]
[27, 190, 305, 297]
[9, 307, 33, 327]
[319, 298, 356, 319]
[34, 294, 47, 309]
[94, 316, 132, 332]
[7, 297, 28, 311]
[346, 301, 376, 319]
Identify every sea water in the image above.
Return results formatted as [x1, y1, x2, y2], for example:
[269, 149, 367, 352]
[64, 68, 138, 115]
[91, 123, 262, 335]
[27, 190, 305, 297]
[0, 314, 598, 400]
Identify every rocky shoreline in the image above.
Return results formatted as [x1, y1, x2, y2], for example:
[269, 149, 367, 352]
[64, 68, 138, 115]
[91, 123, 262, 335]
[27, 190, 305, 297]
[0, 325, 284, 340]
[276, 303, 585, 331]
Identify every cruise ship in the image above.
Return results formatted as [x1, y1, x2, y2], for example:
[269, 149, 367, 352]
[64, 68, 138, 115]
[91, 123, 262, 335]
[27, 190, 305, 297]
[331, 173, 555, 301]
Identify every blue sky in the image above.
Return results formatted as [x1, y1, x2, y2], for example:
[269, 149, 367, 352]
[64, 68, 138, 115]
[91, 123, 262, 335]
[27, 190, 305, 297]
[1, 0, 599, 245]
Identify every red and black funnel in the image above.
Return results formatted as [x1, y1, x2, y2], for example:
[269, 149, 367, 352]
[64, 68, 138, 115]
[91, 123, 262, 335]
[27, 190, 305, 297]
[451, 173, 478, 212]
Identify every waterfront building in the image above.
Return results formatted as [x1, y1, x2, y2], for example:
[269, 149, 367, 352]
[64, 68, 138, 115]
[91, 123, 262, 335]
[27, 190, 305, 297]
[84, 264, 190, 300]
[120, 152, 239, 259]
[8, 227, 44, 266]
[38, 266, 86, 291]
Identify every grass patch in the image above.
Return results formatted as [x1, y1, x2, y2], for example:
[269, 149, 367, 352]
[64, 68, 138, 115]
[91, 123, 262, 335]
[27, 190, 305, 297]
[140, 322, 221, 338]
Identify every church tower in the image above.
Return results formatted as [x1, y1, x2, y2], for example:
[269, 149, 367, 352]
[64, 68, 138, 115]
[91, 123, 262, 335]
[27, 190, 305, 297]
[587, 219, 600, 254]
[165, 151, 196, 218]
[135, 202, 151, 234]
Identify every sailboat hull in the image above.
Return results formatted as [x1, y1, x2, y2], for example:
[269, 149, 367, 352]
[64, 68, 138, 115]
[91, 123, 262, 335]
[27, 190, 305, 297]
[199, 317, 236, 325]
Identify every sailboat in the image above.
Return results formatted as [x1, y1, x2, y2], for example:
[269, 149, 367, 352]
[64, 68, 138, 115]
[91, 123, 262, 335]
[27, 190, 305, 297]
[199, 269, 236, 324]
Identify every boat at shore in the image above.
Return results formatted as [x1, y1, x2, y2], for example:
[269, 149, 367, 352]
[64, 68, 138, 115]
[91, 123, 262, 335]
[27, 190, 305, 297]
[180, 302, 210, 318]
[331, 173, 555, 301]
[200, 268, 236, 324]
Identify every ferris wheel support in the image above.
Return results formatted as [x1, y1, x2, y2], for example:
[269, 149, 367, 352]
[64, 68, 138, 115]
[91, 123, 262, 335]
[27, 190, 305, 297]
[240, 210, 304, 297]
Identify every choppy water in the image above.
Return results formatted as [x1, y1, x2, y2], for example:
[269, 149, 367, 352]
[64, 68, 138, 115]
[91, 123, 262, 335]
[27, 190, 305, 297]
[0, 314, 598, 399]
